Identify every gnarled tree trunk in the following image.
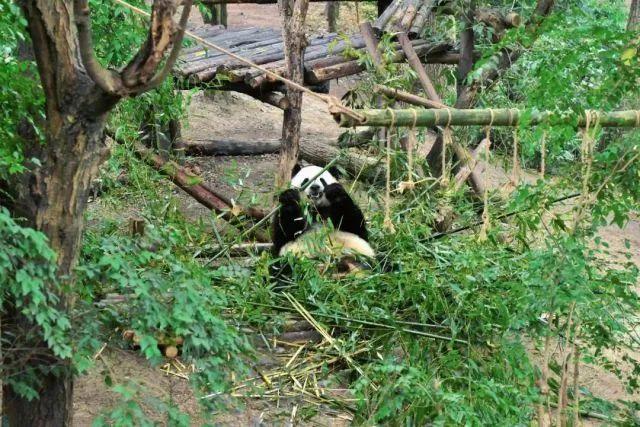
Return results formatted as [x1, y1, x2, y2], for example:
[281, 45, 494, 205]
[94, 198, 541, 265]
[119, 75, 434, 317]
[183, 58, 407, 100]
[2, 1, 191, 424]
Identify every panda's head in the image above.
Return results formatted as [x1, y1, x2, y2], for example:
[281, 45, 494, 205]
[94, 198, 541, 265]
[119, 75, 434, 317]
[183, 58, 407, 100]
[290, 164, 340, 207]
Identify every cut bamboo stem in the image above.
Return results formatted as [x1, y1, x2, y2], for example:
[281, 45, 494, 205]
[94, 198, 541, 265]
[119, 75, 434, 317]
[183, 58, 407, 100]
[336, 108, 640, 128]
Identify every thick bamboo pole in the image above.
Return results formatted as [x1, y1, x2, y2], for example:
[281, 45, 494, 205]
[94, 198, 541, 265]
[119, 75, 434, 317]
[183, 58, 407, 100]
[336, 108, 640, 128]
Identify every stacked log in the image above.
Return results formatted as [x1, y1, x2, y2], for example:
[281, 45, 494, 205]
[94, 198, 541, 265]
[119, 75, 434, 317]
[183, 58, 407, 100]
[176, 21, 450, 90]
[372, 0, 436, 37]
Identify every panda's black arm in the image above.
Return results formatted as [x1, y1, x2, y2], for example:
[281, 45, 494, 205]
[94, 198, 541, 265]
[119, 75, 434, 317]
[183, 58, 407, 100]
[272, 189, 307, 255]
[323, 183, 368, 241]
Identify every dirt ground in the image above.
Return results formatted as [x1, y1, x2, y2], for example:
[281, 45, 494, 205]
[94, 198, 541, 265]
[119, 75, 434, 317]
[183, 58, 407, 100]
[71, 5, 640, 427]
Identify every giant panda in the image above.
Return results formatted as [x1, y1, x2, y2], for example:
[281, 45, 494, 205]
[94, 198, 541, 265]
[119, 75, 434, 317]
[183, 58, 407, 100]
[271, 163, 375, 276]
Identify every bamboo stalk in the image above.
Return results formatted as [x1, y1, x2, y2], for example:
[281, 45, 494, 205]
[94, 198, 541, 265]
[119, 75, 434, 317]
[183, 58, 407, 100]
[336, 108, 640, 128]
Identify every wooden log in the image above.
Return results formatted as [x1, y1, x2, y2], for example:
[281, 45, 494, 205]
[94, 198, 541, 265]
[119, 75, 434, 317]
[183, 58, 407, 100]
[306, 41, 447, 83]
[398, 0, 419, 32]
[387, 0, 408, 31]
[181, 34, 282, 65]
[397, 32, 441, 102]
[131, 142, 269, 239]
[374, 84, 447, 108]
[373, 0, 401, 32]
[337, 129, 376, 147]
[299, 140, 383, 182]
[260, 91, 290, 109]
[335, 108, 640, 128]
[276, 0, 310, 189]
[457, 1, 476, 100]
[475, 9, 521, 32]
[359, 22, 382, 66]
[185, 39, 285, 78]
[453, 137, 491, 191]
[409, 1, 433, 36]
[237, 33, 347, 81]
[183, 139, 281, 156]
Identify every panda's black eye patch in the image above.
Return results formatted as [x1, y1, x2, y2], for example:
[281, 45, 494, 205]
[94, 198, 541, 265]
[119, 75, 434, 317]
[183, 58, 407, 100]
[320, 178, 327, 187]
[301, 178, 309, 186]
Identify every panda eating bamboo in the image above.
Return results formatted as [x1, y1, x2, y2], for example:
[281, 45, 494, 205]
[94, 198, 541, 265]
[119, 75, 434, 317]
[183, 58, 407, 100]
[271, 163, 375, 276]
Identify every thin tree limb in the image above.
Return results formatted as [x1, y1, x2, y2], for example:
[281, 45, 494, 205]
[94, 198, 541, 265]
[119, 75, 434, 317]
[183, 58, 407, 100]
[74, 0, 123, 95]
[138, 0, 194, 93]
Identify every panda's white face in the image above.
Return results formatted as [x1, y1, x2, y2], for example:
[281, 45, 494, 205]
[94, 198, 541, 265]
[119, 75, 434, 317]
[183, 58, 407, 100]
[290, 165, 338, 207]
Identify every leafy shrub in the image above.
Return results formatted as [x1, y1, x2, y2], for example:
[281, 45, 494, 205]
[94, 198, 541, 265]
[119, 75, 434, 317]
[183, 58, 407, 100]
[0, 207, 72, 399]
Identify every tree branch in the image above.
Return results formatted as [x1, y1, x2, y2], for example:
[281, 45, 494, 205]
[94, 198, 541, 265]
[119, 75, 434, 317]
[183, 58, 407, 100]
[74, 0, 123, 95]
[120, 0, 180, 89]
[137, 0, 194, 93]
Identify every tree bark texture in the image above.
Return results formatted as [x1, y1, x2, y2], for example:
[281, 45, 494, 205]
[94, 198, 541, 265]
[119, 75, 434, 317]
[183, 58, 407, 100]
[3, 1, 190, 424]
[275, 0, 310, 188]
[630, 0, 640, 31]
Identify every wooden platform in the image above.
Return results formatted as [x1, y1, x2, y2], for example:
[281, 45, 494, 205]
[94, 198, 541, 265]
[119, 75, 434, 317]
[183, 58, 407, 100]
[176, 0, 448, 90]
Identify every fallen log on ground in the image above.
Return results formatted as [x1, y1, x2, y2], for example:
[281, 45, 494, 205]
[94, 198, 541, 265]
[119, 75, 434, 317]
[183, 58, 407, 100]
[183, 139, 282, 156]
[300, 140, 384, 182]
[130, 141, 270, 241]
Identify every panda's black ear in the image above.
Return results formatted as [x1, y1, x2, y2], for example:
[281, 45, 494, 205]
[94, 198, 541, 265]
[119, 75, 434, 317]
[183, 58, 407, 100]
[328, 166, 341, 179]
[291, 163, 302, 178]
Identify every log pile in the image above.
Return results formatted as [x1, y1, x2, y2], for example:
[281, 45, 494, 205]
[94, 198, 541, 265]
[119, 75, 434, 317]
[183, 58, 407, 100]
[373, 0, 436, 37]
[176, 25, 453, 89]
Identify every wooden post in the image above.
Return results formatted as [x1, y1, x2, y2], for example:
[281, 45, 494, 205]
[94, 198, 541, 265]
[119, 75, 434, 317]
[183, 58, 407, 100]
[130, 217, 146, 237]
[456, 0, 476, 101]
[360, 22, 386, 148]
[276, 0, 310, 188]
[201, 3, 227, 26]
[325, 2, 339, 32]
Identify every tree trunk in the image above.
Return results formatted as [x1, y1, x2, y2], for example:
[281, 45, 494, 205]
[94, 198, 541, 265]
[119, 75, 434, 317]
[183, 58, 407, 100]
[2, 1, 190, 424]
[630, 0, 640, 31]
[325, 2, 339, 32]
[2, 3, 113, 424]
[275, 0, 310, 188]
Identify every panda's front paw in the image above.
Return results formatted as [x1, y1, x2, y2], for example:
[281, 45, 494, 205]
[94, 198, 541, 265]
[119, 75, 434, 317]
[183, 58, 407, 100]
[279, 188, 301, 205]
[323, 183, 349, 202]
